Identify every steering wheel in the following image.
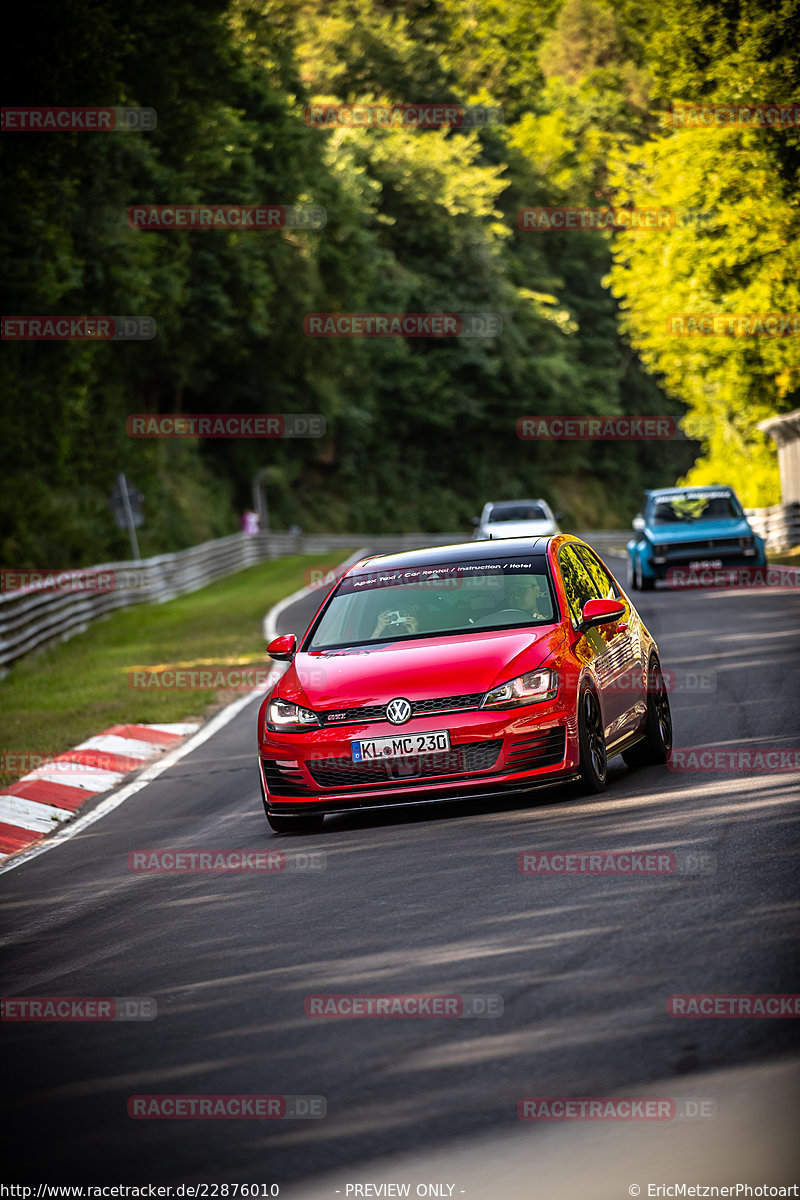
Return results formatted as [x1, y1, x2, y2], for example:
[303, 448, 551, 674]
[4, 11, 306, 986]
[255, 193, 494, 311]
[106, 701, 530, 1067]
[473, 608, 533, 626]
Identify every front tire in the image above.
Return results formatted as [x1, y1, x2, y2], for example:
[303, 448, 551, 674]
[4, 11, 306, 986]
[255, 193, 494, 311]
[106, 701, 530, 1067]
[627, 555, 639, 590]
[266, 812, 325, 834]
[577, 683, 607, 793]
[622, 658, 672, 767]
[635, 555, 655, 592]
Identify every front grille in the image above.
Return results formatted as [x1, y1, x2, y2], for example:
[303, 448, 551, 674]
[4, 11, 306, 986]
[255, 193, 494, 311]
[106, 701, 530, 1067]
[505, 727, 566, 770]
[320, 704, 386, 724]
[318, 691, 485, 726]
[412, 692, 485, 714]
[261, 759, 313, 796]
[307, 739, 502, 788]
[660, 539, 742, 562]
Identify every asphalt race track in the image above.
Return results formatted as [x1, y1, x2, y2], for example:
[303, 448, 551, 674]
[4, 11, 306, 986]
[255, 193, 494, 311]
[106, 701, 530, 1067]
[2, 555, 799, 1194]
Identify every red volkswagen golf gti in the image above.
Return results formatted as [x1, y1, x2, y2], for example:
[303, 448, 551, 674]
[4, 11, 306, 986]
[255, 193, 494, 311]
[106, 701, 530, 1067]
[257, 535, 672, 832]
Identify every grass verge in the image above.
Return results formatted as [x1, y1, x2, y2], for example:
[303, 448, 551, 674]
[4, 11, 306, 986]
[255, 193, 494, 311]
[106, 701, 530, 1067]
[767, 546, 800, 567]
[0, 552, 353, 789]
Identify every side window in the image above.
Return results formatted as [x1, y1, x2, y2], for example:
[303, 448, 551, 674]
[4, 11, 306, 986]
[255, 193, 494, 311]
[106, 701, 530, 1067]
[575, 546, 618, 601]
[558, 546, 598, 626]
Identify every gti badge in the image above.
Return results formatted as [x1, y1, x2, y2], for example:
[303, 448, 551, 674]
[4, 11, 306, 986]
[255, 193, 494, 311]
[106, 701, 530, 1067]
[386, 698, 412, 725]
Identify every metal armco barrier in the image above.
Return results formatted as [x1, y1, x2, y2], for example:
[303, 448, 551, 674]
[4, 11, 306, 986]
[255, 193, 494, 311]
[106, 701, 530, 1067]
[744, 502, 800, 553]
[3, 516, 790, 674]
[0, 531, 461, 673]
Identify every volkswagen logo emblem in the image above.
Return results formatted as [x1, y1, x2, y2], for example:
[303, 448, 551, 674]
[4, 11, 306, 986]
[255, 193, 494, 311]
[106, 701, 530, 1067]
[386, 697, 412, 725]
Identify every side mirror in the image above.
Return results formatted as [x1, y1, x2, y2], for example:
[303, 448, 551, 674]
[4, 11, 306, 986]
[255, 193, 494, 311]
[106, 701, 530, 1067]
[554, 511, 564, 522]
[470, 516, 480, 526]
[577, 598, 626, 635]
[266, 633, 297, 661]
[632, 514, 645, 533]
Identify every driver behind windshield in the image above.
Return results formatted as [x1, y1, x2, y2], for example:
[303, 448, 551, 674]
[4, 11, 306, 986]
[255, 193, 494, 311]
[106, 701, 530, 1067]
[506, 575, 550, 619]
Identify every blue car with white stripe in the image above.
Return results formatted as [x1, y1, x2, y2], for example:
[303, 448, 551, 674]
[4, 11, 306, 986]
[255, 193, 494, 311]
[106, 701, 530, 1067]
[627, 485, 766, 590]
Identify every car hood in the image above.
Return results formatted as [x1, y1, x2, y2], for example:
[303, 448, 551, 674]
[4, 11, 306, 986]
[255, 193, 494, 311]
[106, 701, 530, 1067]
[277, 627, 564, 711]
[645, 517, 754, 545]
[483, 520, 555, 538]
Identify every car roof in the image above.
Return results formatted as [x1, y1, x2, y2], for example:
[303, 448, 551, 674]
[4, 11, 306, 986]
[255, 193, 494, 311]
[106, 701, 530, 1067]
[486, 499, 548, 510]
[645, 485, 734, 497]
[351, 537, 552, 573]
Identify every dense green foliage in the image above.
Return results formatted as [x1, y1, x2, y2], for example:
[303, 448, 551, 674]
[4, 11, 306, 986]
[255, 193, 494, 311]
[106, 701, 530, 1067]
[3, 0, 795, 566]
[607, 0, 800, 504]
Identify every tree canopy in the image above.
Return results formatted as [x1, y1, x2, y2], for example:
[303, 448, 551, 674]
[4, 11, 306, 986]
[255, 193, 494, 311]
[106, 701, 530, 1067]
[2, 0, 795, 567]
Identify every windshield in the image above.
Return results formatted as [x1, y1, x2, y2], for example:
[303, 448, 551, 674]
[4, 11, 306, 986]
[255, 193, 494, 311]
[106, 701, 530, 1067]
[650, 491, 741, 524]
[305, 559, 558, 650]
[488, 504, 547, 522]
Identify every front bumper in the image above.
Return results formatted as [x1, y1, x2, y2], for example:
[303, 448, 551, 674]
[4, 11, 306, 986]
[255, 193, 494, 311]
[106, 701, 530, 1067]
[637, 541, 766, 579]
[258, 704, 578, 813]
[258, 764, 580, 817]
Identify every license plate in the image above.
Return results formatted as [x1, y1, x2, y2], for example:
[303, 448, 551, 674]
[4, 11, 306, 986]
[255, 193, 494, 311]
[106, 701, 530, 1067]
[689, 559, 722, 569]
[352, 730, 451, 762]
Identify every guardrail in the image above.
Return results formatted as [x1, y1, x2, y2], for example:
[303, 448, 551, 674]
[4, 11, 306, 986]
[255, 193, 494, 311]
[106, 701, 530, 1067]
[0, 532, 267, 675]
[744, 502, 800, 553]
[0, 531, 473, 674]
[0, 523, 727, 675]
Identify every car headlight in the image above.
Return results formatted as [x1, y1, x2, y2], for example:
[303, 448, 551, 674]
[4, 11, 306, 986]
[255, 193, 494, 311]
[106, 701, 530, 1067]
[267, 698, 320, 731]
[481, 669, 558, 709]
[740, 536, 755, 553]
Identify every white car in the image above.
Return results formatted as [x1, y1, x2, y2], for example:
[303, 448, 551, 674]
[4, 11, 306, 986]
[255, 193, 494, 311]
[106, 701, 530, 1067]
[472, 499, 561, 541]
